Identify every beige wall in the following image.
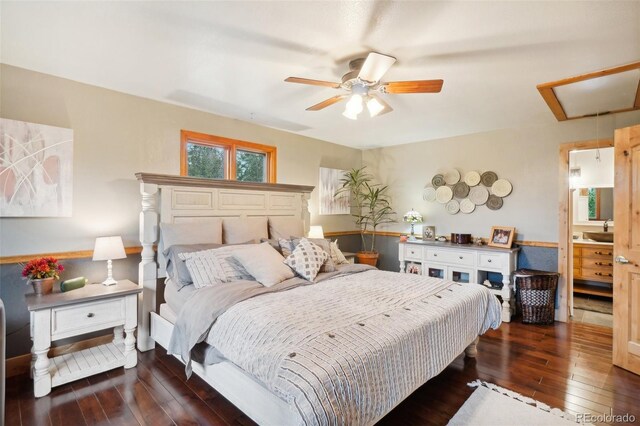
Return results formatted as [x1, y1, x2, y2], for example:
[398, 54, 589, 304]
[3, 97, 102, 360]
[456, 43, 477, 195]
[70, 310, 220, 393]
[0, 65, 361, 256]
[362, 112, 640, 243]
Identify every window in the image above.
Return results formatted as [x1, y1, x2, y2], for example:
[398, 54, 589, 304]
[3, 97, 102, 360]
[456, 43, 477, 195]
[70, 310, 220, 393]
[180, 130, 276, 183]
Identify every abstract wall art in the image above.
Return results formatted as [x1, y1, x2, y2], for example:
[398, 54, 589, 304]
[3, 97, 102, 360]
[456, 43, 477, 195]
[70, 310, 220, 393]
[319, 167, 350, 215]
[0, 118, 73, 217]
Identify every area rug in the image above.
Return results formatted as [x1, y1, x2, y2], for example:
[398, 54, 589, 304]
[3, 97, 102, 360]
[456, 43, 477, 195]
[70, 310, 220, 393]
[448, 380, 590, 425]
[574, 295, 613, 314]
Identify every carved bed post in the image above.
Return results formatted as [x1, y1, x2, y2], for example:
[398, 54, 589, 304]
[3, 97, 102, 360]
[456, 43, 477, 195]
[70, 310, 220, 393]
[465, 336, 480, 358]
[301, 192, 311, 236]
[138, 182, 158, 352]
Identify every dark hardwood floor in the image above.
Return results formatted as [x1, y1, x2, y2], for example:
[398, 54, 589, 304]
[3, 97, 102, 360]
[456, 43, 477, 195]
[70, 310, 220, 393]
[6, 321, 640, 425]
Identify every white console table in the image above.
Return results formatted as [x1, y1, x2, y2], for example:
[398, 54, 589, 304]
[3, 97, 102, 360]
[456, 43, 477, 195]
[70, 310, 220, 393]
[399, 241, 519, 322]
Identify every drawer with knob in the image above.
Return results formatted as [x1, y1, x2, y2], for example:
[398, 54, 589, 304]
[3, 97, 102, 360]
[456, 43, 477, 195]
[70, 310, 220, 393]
[580, 267, 614, 283]
[51, 298, 126, 340]
[426, 249, 474, 266]
[582, 258, 614, 269]
[581, 247, 614, 260]
[403, 245, 423, 261]
[478, 253, 504, 269]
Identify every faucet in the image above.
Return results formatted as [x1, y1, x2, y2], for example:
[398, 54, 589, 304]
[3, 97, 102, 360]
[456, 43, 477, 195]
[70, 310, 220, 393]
[604, 219, 611, 232]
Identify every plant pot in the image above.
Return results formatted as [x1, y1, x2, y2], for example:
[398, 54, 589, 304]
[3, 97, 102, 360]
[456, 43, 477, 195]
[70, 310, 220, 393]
[30, 278, 55, 296]
[357, 251, 379, 266]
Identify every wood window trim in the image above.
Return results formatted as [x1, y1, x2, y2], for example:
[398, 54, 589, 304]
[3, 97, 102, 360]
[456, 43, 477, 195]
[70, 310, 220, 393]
[537, 61, 640, 122]
[180, 130, 277, 183]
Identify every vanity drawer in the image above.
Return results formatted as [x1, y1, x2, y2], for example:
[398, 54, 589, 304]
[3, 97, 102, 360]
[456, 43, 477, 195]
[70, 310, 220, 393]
[51, 298, 126, 340]
[581, 247, 613, 259]
[478, 253, 504, 269]
[580, 267, 613, 283]
[582, 258, 613, 269]
[404, 245, 423, 261]
[426, 249, 474, 266]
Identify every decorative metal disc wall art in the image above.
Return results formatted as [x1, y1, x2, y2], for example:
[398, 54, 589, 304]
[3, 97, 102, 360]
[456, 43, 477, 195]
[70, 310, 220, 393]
[424, 169, 513, 214]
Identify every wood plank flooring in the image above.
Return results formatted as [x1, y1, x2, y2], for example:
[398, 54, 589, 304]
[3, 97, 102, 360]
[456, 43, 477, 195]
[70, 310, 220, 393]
[6, 321, 640, 425]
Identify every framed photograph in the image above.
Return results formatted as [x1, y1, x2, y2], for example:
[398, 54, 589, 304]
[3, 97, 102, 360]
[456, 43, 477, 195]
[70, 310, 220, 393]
[422, 225, 436, 241]
[319, 167, 350, 215]
[407, 262, 422, 275]
[488, 226, 516, 248]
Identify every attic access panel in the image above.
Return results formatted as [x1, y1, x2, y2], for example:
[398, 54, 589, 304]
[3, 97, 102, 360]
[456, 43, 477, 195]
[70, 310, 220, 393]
[537, 61, 640, 121]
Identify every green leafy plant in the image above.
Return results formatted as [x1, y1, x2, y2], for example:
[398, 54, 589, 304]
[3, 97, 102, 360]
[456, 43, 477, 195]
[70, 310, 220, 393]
[336, 167, 396, 253]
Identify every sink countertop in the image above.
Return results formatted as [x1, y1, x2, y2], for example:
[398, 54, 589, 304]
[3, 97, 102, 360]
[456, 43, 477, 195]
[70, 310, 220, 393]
[573, 237, 613, 246]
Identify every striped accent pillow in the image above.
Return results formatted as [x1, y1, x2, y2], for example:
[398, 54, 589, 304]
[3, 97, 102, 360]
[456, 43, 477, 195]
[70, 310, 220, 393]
[179, 245, 255, 289]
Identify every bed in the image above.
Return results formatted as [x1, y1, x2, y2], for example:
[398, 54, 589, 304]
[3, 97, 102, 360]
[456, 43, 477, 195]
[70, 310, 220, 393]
[135, 173, 501, 426]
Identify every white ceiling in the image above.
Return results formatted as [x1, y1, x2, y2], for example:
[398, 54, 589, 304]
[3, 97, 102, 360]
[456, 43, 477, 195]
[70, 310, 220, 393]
[1, 1, 639, 148]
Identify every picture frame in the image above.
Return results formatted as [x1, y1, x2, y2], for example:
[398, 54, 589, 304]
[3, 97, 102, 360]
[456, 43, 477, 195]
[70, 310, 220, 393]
[488, 226, 516, 248]
[422, 225, 436, 241]
[407, 262, 422, 275]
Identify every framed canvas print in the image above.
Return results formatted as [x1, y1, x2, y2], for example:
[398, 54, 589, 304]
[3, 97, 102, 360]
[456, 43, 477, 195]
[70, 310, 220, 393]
[319, 167, 350, 215]
[422, 225, 436, 241]
[0, 119, 73, 217]
[488, 226, 516, 248]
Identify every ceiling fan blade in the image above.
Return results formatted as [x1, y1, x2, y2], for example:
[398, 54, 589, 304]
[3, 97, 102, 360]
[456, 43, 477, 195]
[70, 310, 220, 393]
[358, 52, 397, 83]
[306, 95, 348, 111]
[382, 80, 444, 94]
[285, 77, 341, 88]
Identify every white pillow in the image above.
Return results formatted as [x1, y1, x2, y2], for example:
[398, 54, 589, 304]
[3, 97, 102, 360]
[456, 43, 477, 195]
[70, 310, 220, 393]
[179, 245, 255, 288]
[268, 217, 304, 240]
[330, 240, 349, 265]
[284, 239, 329, 282]
[222, 217, 268, 244]
[160, 219, 223, 248]
[233, 242, 294, 287]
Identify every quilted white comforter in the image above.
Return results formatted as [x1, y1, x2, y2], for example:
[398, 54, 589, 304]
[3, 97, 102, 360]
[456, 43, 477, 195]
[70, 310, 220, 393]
[205, 269, 502, 425]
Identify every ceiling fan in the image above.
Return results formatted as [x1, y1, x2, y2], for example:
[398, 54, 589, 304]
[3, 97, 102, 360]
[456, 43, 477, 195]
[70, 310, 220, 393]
[285, 52, 443, 119]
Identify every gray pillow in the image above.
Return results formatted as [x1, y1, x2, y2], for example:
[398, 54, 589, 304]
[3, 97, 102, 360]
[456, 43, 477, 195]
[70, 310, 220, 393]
[222, 217, 268, 244]
[260, 238, 282, 254]
[233, 242, 294, 287]
[160, 219, 223, 249]
[164, 243, 223, 289]
[268, 217, 304, 240]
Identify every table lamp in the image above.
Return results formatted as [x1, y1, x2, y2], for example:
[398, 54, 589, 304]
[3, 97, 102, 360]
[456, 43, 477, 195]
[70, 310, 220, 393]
[308, 225, 324, 239]
[403, 209, 423, 241]
[93, 236, 126, 285]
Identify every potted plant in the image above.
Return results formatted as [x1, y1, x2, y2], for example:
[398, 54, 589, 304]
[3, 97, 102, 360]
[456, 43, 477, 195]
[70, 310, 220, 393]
[22, 257, 64, 295]
[336, 167, 396, 266]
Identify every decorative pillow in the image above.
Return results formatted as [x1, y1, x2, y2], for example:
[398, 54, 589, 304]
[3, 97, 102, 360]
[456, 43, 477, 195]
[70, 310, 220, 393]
[330, 240, 350, 265]
[268, 217, 304, 240]
[179, 245, 255, 289]
[284, 239, 329, 282]
[222, 217, 268, 244]
[164, 243, 223, 289]
[260, 238, 282, 254]
[160, 219, 223, 248]
[278, 237, 336, 272]
[233, 242, 294, 287]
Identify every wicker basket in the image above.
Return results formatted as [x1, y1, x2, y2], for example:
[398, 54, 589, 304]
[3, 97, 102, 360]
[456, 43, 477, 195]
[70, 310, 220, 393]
[514, 269, 559, 325]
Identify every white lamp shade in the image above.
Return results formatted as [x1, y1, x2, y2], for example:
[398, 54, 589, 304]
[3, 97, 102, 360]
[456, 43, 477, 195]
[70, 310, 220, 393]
[92, 236, 126, 261]
[308, 226, 325, 239]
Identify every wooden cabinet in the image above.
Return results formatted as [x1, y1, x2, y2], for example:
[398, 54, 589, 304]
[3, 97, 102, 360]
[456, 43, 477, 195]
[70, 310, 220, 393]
[399, 241, 519, 322]
[573, 243, 613, 297]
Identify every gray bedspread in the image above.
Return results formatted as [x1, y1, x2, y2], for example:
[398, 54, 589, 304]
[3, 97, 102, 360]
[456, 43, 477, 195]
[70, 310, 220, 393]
[170, 267, 502, 425]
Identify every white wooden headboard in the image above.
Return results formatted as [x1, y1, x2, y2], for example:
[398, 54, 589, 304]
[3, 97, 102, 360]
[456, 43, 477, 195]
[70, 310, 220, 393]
[136, 172, 314, 351]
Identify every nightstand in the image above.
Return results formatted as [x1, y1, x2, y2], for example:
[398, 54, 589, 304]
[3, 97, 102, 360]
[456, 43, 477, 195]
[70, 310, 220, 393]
[25, 280, 141, 397]
[342, 252, 356, 264]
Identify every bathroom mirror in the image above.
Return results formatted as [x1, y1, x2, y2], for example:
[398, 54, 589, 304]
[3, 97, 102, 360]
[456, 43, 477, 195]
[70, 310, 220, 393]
[573, 187, 614, 224]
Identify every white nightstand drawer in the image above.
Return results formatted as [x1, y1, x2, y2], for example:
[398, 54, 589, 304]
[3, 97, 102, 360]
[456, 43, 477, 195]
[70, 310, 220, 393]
[404, 245, 423, 261]
[51, 298, 125, 340]
[426, 249, 474, 266]
[478, 253, 504, 269]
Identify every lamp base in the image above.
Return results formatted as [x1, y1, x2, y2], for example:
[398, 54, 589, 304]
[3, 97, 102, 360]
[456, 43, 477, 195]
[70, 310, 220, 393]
[408, 235, 418, 241]
[102, 277, 118, 286]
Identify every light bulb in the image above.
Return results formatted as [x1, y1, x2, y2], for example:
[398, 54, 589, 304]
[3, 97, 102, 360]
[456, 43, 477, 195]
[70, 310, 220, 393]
[343, 94, 363, 119]
[367, 97, 385, 117]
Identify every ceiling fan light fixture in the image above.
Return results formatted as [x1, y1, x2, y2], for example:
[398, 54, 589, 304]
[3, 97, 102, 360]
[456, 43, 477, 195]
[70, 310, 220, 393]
[343, 94, 363, 120]
[367, 97, 385, 117]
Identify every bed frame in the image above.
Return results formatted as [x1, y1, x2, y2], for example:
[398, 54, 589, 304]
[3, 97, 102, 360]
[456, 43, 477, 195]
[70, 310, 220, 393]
[135, 172, 480, 425]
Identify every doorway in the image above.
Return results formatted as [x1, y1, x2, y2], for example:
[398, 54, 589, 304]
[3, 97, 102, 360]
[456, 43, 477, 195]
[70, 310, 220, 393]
[558, 139, 613, 324]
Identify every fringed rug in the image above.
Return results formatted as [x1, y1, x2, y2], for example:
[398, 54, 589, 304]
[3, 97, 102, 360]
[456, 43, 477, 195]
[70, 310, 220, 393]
[447, 380, 592, 425]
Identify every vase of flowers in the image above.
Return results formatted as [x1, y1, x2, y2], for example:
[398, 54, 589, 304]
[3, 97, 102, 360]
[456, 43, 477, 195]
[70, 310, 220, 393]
[22, 257, 64, 296]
